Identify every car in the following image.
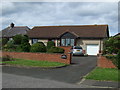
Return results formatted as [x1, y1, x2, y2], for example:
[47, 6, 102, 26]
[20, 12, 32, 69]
[71, 46, 84, 56]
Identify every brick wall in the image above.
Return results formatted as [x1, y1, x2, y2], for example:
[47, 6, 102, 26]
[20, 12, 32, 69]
[2, 52, 71, 64]
[97, 56, 116, 68]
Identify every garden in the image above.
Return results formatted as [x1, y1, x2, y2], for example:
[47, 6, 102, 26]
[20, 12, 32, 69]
[85, 35, 120, 82]
[0, 34, 66, 67]
[0, 34, 64, 53]
[102, 35, 120, 69]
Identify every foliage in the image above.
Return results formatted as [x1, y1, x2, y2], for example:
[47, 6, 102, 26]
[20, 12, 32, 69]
[3, 40, 16, 51]
[2, 38, 9, 46]
[111, 51, 120, 69]
[13, 34, 23, 45]
[21, 35, 29, 43]
[103, 36, 120, 69]
[47, 41, 55, 49]
[104, 51, 120, 69]
[47, 46, 64, 53]
[30, 42, 46, 52]
[103, 36, 120, 54]
[18, 35, 31, 52]
[37, 42, 46, 46]
[1, 55, 14, 61]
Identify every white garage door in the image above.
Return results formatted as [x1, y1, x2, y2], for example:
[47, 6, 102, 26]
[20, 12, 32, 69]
[87, 44, 99, 55]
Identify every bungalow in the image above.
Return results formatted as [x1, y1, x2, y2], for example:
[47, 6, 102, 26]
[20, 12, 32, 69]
[27, 25, 109, 55]
[0, 23, 30, 40]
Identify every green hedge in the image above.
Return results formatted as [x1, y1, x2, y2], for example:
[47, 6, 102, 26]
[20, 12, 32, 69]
[47, 46, 64, 53]
[105, 51, 120, 69]
[30, 42, 46, 52]
[47, 41, 55, 49]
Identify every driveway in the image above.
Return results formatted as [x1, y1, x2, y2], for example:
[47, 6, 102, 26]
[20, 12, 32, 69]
[2, 56, 97, 84]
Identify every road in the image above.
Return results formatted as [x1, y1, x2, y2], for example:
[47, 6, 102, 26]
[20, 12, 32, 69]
[2, 56, 97, 88]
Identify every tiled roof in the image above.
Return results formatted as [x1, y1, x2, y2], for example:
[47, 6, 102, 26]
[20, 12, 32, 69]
[1, 26, 30, 38]
[27, 25, 109, 39]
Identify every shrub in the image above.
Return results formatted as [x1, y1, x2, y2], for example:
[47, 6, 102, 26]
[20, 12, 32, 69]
[2, 38, 9, 46]
[47, 46, 64, 53]
[111, 51, 120, 69]
[3, 40, 16, 51]
[18, 35, 31, 52]
[47, 41, 55, 49]
[103, 36, 120, 54]
[19, 43, 31, 52]
[105, 51, 120, 69]
[116, 51, 120, 69]
[30, 42, 46, 52]
[38, 42, 46, 46]
[1, 55, 14, 61]
[21, 35, 29, 43]
[13, 34, 23, 45]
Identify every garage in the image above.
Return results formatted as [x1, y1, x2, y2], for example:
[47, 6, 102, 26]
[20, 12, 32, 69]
[86, 44, 99, 55]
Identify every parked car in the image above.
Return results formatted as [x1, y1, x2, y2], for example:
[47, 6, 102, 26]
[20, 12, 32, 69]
[71, 46, 84, 56]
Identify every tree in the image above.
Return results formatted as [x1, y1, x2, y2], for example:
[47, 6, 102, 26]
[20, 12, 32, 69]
[18, 35, 31, 52]
[47, 41, 55, 49]
[13, 34, 23, 45]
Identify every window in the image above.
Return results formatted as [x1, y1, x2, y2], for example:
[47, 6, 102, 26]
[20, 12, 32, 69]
[66, 39, 70, 46]
[71, 39, 74, 46]
[61, 38, 75, 46]
[32, 39, 38, 44]
[61, 39, 65, 46]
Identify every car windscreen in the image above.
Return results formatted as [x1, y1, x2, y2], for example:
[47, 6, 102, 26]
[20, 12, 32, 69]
[74, 46, 82, 49]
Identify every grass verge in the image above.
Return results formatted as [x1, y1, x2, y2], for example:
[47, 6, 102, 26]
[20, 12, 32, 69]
[85, 67, 120, 82]
[3, 58, 67, 67]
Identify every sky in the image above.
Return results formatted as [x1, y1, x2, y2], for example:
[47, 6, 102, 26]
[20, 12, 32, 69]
[1, 1, 119, 36]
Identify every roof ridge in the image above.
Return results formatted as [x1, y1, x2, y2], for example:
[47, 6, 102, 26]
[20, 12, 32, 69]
[8, 26, 28, 28]
[33, 24, 108, 28]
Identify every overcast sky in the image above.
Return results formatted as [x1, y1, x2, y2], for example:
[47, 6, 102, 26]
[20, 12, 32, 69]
[1, 2, 119, 36]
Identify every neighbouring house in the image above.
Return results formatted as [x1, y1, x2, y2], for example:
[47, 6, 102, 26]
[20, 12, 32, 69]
[27, 25, 109, 55]
[0, 23, 30, 40]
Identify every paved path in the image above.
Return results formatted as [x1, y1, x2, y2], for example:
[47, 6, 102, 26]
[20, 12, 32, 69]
[80, 79, 119, 88]
[2, 56, 97, 84]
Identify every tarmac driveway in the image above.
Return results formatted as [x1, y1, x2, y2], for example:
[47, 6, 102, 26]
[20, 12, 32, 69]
[2, 56, 97, 84]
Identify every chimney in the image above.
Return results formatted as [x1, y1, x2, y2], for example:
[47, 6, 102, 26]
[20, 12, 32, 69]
[10, 23, 14, 28]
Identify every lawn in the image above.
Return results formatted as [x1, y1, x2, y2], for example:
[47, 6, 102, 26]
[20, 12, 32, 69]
[85, 67, 120, 82]
[3, 58, 67, 67]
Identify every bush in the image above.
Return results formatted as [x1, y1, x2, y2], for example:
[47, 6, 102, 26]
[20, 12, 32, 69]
[13, 34, 23, 45]
[21, 35, 29, 43]
[18, 35, 31, 52]
[112, 51, 120, 69]
[105, 51, 120, 69]
[47, 46, 64, 53]
[3, 40, 16, 51]
[30, 42, 46, 52]
[1, 55, 14, 61]
[38, 42, 46, 46]
[2, 38, 9, 46]
[103, 36, 120, 54]
[19, 43, 31, 52]
[0, 38, 8, 49]
[47, 41, 55, 49]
